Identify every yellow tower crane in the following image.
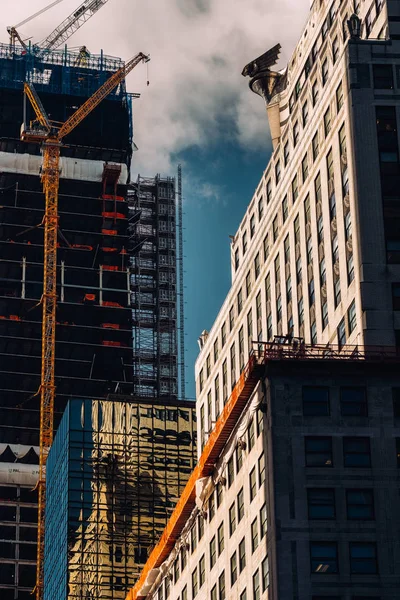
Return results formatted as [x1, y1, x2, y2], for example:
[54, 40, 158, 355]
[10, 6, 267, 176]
[21, 51, 150, 600]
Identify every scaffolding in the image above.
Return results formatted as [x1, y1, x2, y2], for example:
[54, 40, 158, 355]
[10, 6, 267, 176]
[128, 175, 180, 401]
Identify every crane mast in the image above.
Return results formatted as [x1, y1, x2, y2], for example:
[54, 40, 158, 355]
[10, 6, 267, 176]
[22, 51, 150, 600]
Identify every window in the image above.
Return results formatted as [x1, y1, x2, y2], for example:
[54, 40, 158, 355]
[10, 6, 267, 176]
[261, 556, 269, 592]
[332, 234, 338, 262]
[336, 81, 344, 111]
[191, 522, 197, 553]
[286, 276, 292, 302]
[312, 132, 319, 161]
[346, 489, 374, 520]
[293, 121, 299, 146]
[302, 101, 309, 127]
[239, 538, 246, 572]
[215, 375, 220, 419]
[237, 487, 244, 522]
[208, 494, 215, 521]
[275, 161, 281, 184]
[250, 214, 256, 238]
[282, 196, 288, 222]
[343, 437, 371, 467]
[218, 571, 226, 600]
[237, 289, 243, 314]
[309, 279, 315, 306]
[242, 231, 248, 255]
[322, 58, 329, 86]
[216, 482, 223, 507]
[292, 174, 299, 202]
[350, 543, 378, 574]
[302, 154, 309, 182]
[222, 360, 228, 404]
[249, 467, 257, 501]
[277, 295, 282, 323]
[294, 214, 300, 244]
[230, 343, 236, 389]
[308, 489, 335, 519]
[181, 546, 187, 571]
[254, 253, 260, 279]
[230, 551, 237, 586]
[366, 9, 372, 36]
[376, 0, 384, 13]
[229, 502, 236, 536]
[210, 536, 216, 569]
[337, 318, 346, 349]
[298, 297, 304, 324]
[284, 141, 290, 166]
[227, 455, 234, 488]
[310, 542, 338, 573]
[211, 585, 217, 600]
[392, 283, 400, 310]
[235, 248, 240, 271]
[240, 590, 247, 600]
[213, 338, 219, 363]
[229, 306, 235, 332]
[199, 369, 204, 393]
[246, 271, 252, 297]
[221, 323, 226, 348]
[303, 386, 330, 416]
[258, 452, 265, 486]
[345, 211, 352, 241]
[334, 278, 341, 307]
[311, 321, 317, 344]
[236, 443, 244, 472]
[373, 64, 394, 89]
[305, 437, 333, 467]
[272, 215, 279, 242]
[307, 237, 313, 265]
[263, 234, 269, 262]
[312, 80, 319, 107]
[217, 523, 224, 555]
[260, 504, 268, 538]
[341, 387, 367, 416]
[319, 257, 326, 284]
[332, 37, 339, 64]
[347, 254, 354, 284]
[266, 179, 272, 204]
[198, 515, 204, 541]
[192, 567, 198, 598]
[258, 197, 264, 221]
[251, 518, 259, 552]
[174, 558, 180, 583]
[248, 417, 255, 450]
[322, 300, 328, 330]
[252, 570, 260, 600]
[343, 16, 349, 41]
[182, 585, 187, 600]
[324, 108, 331, 136]
[200, 404, 205, 449]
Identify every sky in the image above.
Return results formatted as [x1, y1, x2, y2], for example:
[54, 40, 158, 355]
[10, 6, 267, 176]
[1, 0, 310, 399]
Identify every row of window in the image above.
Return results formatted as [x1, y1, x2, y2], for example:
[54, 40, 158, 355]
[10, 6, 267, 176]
[303, 385, 368, 417]
[310, 541, 378, 575]
[305, 435, 400, 468]
[308, 487, 375, 520]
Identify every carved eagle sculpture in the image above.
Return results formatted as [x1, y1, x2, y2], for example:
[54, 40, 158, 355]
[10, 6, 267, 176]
[241, 43, 281, 79]
[241, 43, 285, 104]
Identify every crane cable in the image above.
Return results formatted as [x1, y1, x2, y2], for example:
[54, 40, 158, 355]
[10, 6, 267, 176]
[12, 0, 65, 30]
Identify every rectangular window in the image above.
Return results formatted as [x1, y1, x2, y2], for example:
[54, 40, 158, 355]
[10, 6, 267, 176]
[254, 253, 260, 279]
[308, 489, 335, 519]
[207, 390, 212, 433]
[263, 234, 269, 262]
[347, 254, 354, 284]
[324, 108, 331, 136]
[266, 179, 272, 204]
[305, 436, 333, 467]
[336, 81, 344, 111]
[249, 467, 257, 502]
[373, 64, 394, 89]
[302, 154, 309, 182]
[230, 343, 236, 389]
[292, 174, 299, 202]
[303, 386, 330, 416]
[174, 558, 180, 583]
[298, 297, 304, 324]
[332, 36, 339, 64]
[319, 257, 326, 284]
[260, 504, 268, 538]
[213, 338, 219, 363]
[236, 442, 244, 473]
[237, 487, 244, 522]
[237, 289, 243, 315]
[218, 571, 226, 600]
[229, 502, 236, 536]
[250, 214, 255, 238]
[210, 536, 216, 569]
[258, 452, 265, 486]
[221, 323, 226, 348]
[235, 248, 240, 271]
[310, 542, 338, 573]
[216, 482, 223, 507]
[248, 416, 255, 450]
[275, 161, 281, 185]
[293, 121, 299, 146]
[334, 278, 341, 308]
[341, 387, 367, 416]
[191, 522, 197, 553]
[181, 546, 187, 571]
[199, 369, 204, 393]
[230, 551, 237, 586]
[339, 123, 347, 158]
[192, 567, 198, 598]
[349, 543, 378, 574]
[217, 523, 224, 555]
[272, 215, 279, 242]
[211, 585, 217, 600]
[258, 198, 264, 222]
[215, 375, 220, 420]
[284, 141, 290, 166]
[246, 271, 252, 297]
[209, 492, 215, 521]
[198, 515, 204, 542]
[282, 196, 288, 222]
[229, 306, 235, 332]
[322, 58, 329, 86]
[242, 231, 248, 255]
[239, 538, 246, 572]
[222, 359, 228, 404]
[261, 556, 269, 592]
[240, 591, 247, 600]
[312, 132, 319, 160]
[252, 570, 260, 600]
[312, 80, 319, 107]
[251, 518, 259, 553]
[227, 455, 234, 488]
[302, 101, 309, 127]
[247, 308, 253, 354]
[343, 437, 371, 467]
[322, 302, 328, 331]
[338, 317, 346, 349]
[346, 489, 374, 520]
[182, 585, 187, 600]
[238, 326, 244, 372]
[309, 279, 315, 306]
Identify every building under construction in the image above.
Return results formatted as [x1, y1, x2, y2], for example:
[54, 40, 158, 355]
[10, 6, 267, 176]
[0, 40, 184, 600]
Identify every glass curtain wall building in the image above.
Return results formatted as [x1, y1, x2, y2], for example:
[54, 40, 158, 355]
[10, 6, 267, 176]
[44, 397, 196, 600]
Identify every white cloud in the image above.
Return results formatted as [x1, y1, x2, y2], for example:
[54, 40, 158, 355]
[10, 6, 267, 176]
[0, 0, 310, 175]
